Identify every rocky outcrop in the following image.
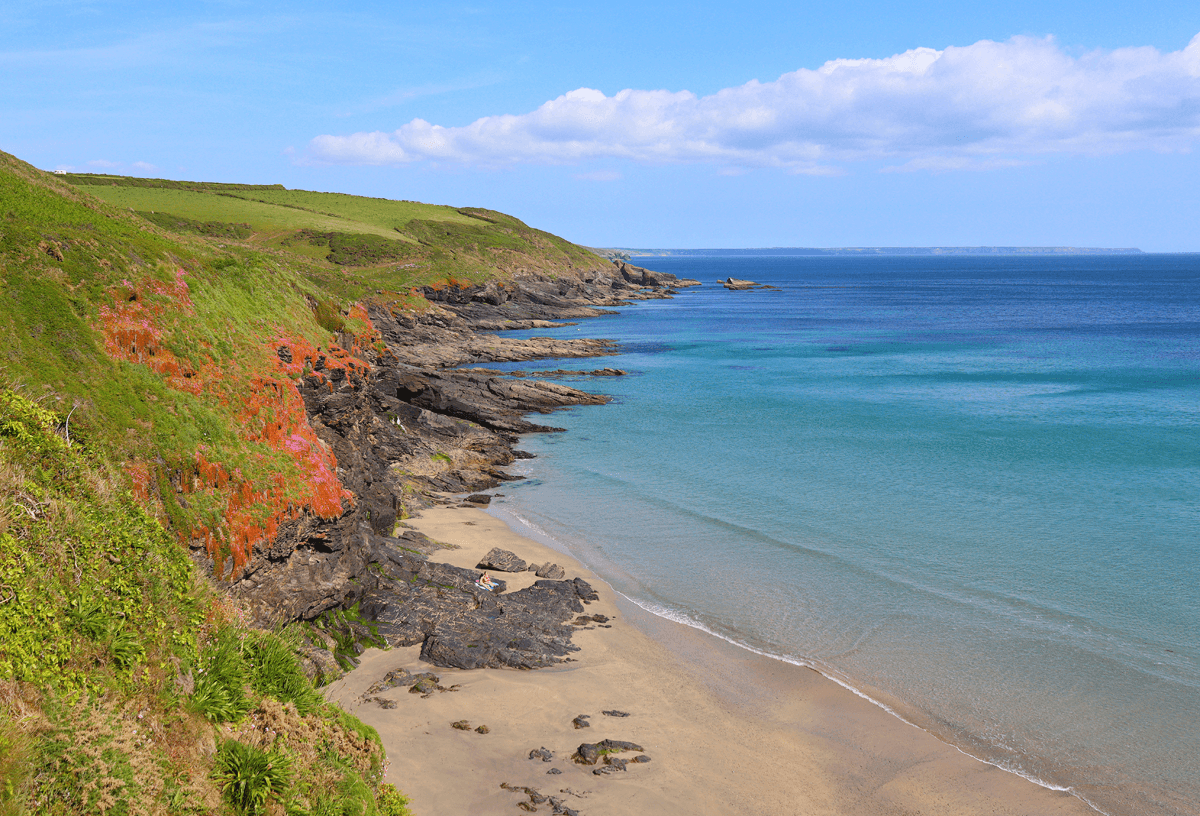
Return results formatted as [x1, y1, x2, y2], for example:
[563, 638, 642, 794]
[723, 277, 758, 290]
[225, 263, 686, 671]
[477, 547, 528, 572]
[613, 260, 700, 289]
[361, 543, 600, 669]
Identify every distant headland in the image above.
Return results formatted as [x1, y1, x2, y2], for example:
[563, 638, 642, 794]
[594, 246, 1143, 259]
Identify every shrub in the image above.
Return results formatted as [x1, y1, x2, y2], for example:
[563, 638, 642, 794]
[66, 594, 109, 641]
[213, 739, 292, 816]
[243, 632, 322, 716]
[376, 783, 413, 816]
[313, 299, 345, 333]
[190, 626, 252, 723]
[106, 624, 144, 670]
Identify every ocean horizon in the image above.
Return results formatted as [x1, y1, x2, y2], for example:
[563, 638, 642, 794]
[483, 253, 1200, 816]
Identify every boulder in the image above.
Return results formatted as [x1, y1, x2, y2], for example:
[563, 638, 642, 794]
[534, 562, 566, 579]
[477, 547, 527, 572]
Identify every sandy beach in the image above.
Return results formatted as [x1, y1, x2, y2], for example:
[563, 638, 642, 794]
[323, 505, 1099, 816]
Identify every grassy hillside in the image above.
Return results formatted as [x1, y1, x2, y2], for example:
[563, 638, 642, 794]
[61, 173, 604, 283]
[0, 153, 609, 814]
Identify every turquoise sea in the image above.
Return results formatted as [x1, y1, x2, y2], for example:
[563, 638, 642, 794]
[486, 255, 1200, 816]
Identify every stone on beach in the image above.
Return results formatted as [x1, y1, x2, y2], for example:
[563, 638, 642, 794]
[533, 562, 566, 579]
[477, 547, 528, 572]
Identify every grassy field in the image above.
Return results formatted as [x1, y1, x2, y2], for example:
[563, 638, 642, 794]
[72, 186, 414, 240]
[64, 174, 606, 284]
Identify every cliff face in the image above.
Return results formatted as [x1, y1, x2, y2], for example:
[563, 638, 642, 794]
[221, 273, 695, 677]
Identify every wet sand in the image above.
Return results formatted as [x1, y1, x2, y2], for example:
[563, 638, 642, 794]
[323, 506, 1098, 816]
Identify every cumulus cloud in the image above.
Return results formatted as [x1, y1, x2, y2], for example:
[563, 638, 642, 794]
[308, 33, 1200, 172]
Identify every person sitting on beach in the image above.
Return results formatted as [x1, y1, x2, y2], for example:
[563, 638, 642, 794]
[476, 573, 498, 590]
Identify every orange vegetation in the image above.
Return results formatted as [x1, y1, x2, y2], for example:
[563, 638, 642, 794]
[98, 269, 213, 394]
[93, 268, 386, 580]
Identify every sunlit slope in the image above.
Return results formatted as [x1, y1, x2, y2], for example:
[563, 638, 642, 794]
[61, 173, 604, 280]
[69, 184, 413, 240]
[0, 156, 413, 816]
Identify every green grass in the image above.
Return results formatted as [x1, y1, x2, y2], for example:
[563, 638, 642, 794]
[221, 188, 479, 230]
[61, 172, 608, 282]
[0, 389, 400, 814]
[72, 186, 409, 240]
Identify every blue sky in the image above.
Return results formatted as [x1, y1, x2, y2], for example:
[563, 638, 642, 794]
[3, 1, 1199, 250]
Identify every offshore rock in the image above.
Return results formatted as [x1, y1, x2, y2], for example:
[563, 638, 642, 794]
[723, 277, 758, 290]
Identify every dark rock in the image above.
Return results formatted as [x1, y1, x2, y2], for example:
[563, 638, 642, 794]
[630, 755, 651, 763]
[572, 578, 599, 602]
[476, 547, 527, 572]
[361, 574, 594, 670]
[221, 263, 700, 673]
[604, 757, 628, 771]
[365, 667, 416, 695]
[451, 720, 471, 730]
[547, 768, 561, 775]
[575, 738, 644, 764]
[572, 714, 591, 729]
[589, 614, 609, 624]
[599, 739, 643, 752]
[574, 743, 601, 765]
[408, 674, 441, 695]
[535, 562, 566, 580]
[593, 765, 621, 776]
[601, 709, 629, 718]
[465, 493, 491, 505]
[529, 747, 554, 762]
[475, 724, 490, 734]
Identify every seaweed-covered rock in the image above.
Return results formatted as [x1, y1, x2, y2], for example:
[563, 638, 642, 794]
[574, 739, 645, 765]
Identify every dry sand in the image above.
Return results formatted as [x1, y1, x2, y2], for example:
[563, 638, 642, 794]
[324, 506, 1099, 816]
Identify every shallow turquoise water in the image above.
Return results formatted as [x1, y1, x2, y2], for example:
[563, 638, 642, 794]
[487, 255, 1200, 816]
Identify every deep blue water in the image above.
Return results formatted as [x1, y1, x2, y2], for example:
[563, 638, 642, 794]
[487, 255, 1200, 816]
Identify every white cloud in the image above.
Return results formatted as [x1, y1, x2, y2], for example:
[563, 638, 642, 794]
[130, 161, 157, 172]
[308, 32, 1200, 173]
[87, 159, 120, 168]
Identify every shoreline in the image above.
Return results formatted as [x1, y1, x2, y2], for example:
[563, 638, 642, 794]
[325, 505, 1100, 816]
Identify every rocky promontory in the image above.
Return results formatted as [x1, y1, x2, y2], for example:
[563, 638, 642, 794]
[218, 260, 695, 679]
